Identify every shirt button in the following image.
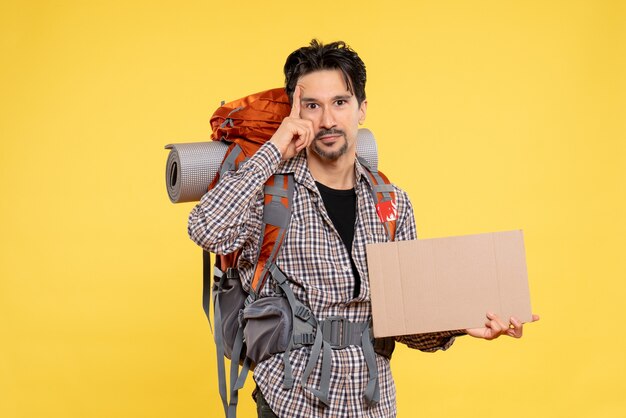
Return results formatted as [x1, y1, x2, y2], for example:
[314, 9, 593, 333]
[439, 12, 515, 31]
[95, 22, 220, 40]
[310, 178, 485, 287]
[344, 265, 351, 272]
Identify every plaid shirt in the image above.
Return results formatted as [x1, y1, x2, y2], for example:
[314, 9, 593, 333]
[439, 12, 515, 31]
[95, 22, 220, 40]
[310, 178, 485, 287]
[189, 142, 461, 417]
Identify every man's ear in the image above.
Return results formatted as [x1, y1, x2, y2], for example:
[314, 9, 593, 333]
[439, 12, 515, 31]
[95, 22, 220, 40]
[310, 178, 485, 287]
[358, 99, 368, 124]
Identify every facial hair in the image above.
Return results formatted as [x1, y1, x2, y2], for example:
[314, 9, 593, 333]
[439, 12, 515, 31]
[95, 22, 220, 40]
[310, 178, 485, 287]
[310, 128, 348, 161]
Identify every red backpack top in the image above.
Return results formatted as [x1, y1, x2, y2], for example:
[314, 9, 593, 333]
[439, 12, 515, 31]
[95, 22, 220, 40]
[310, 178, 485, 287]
[208, 88, 290, 187]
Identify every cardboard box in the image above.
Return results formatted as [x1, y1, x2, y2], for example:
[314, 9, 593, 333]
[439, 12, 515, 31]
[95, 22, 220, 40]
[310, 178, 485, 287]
[366, 230, 533, 338]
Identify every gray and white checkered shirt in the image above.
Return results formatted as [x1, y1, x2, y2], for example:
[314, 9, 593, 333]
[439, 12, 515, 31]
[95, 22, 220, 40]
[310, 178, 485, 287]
[189, 142, 460, 417]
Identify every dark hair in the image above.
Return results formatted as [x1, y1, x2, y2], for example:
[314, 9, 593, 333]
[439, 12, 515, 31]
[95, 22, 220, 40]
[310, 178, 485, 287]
[284, 39, 367, 105]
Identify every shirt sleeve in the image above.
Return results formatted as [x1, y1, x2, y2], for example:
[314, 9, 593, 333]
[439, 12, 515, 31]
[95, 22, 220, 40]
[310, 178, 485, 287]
[187, 141, 282, 255]
[392, 189, 467, 351]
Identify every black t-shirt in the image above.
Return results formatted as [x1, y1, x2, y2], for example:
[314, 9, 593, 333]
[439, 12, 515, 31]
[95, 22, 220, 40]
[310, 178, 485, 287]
[315, 181, 361, 298]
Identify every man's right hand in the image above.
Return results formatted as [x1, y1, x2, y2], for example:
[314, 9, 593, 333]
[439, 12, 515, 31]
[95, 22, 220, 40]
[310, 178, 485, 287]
[270, 86, 314, 160]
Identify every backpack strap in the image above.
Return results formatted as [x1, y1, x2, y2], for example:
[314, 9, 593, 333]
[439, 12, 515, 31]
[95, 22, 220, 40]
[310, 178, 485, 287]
[208, 144, 249, 190]
[227, 323, 251, 418]
[204, 260, 231, 416]
[250, 173, 295, 297]
[358, 156, 397, 242]
[202, 252, 229, 414]
[219, 144, 244, 177]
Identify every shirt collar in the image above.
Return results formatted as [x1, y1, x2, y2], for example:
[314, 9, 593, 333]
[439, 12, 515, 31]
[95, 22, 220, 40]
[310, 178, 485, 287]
[275, 150, 370, 192]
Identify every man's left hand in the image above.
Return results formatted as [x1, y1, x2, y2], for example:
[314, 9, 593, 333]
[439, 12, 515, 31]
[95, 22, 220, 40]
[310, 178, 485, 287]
[465, 312, 540, 340]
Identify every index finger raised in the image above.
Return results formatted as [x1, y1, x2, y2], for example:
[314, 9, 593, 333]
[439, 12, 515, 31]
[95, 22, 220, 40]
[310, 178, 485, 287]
[290, 85, 302, 118]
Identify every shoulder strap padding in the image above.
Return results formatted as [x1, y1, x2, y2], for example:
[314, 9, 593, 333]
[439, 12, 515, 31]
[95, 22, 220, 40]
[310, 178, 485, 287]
[251, 173, 295, 295]
[358, 158, 397, 242]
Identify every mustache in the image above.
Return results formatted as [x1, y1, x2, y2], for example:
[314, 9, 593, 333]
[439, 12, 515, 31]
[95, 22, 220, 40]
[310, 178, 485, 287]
[314, 128, 346, 141]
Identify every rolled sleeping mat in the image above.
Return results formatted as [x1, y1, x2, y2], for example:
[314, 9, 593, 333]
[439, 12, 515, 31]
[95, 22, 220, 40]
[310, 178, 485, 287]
[165, 128, 380, 203]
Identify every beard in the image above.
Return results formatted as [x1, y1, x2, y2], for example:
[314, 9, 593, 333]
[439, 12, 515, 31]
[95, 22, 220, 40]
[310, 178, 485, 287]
[310, 128, 349, 161]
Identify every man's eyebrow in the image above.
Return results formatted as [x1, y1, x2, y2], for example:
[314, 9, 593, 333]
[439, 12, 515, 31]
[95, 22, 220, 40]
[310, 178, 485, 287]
[300, 94, 353, 102]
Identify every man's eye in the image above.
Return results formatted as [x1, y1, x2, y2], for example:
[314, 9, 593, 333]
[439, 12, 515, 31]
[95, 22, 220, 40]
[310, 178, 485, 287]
[306, 103, 319, 110]
[336, 100, 346, 106]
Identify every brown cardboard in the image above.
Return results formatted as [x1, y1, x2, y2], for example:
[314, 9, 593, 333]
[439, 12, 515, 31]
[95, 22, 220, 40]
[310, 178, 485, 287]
[366, 230, 533, 338]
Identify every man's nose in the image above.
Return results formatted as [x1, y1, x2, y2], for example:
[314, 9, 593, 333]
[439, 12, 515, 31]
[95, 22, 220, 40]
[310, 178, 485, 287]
[320, 107, 336, 129]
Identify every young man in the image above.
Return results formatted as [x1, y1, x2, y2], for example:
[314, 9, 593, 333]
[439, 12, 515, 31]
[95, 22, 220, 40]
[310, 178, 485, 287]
[188, 40, 538, 418]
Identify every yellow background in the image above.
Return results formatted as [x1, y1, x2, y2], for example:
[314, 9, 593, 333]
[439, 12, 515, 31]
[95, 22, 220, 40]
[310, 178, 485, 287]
[1, 1, 624, 417]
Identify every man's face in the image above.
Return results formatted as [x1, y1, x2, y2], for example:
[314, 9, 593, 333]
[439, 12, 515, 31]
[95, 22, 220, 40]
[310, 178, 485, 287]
[296, 69, 367, 162]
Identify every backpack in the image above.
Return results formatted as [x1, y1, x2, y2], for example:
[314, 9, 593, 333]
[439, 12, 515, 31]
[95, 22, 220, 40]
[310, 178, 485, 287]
[203, 88, 398, 417]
